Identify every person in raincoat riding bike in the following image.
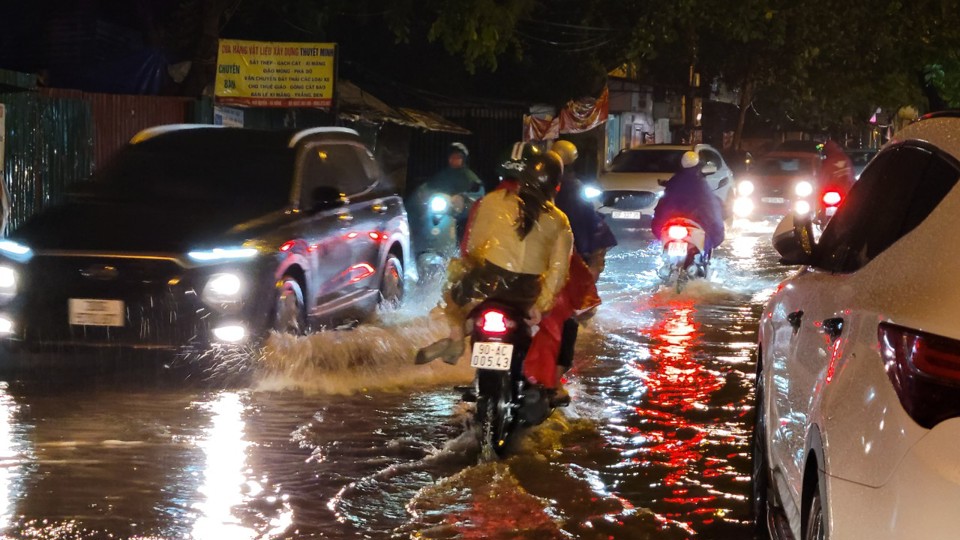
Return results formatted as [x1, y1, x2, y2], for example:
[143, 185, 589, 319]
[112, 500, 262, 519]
[651, 151, 725, 254]
[417, 150, 573, 365]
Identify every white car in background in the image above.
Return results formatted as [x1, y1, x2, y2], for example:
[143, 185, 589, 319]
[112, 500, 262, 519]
[754, 113, 960, 540]
[586, 144, 734, 225]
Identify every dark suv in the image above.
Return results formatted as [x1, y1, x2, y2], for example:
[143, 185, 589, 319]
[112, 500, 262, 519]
[0, 125, 414, 355]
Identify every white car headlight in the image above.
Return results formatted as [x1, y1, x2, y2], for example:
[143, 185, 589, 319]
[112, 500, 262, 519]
[0, 240, 33, 262]
[202, 273, 244, 304]
[187, 247, 259, 263]
[795, 181, 813, 197]
[738, 180, 755, 197]
[582, 186, 603, 200]
[0, 266, 16, 295]
[795, 200, 812, 215]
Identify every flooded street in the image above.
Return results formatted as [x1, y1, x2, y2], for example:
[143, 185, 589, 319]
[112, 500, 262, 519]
[0, 220, 794, 540]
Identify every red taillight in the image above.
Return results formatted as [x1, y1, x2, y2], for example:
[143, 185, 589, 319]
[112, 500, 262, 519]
[667, 225, 689, 240]
[879, 322, 960, 428]
[279, 240, 296, 252]
[822, 191, 842, 206]
[480, 310, 509, 334]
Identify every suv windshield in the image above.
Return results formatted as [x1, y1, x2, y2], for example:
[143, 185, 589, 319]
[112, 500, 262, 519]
[610, 149, 685, 173]
[74, 139, 295, 211]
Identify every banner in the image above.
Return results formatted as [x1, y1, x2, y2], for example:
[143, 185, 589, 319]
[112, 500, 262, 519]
[215, 39, 336, 108]
[523, 87, 609, 141]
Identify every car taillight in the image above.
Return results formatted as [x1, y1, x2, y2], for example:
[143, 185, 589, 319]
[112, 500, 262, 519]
[822, 191, 842, 206]
[667, 225, 689, 240]
[480, 310, 509, 334]
[879, 322, 960, 429]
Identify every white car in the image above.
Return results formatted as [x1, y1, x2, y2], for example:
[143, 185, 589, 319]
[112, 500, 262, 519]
[755, 113, 960, 540]
[586, 144, 734, 225]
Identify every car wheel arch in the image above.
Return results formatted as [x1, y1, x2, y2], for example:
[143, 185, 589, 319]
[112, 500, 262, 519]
[802, 426, 828, 539]
[277, 263, 307, 301]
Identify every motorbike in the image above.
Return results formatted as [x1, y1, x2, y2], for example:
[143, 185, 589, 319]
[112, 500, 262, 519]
[410, 191, 458, 280]
[465, 300, 559, 459]
[657, 217, 710, 293]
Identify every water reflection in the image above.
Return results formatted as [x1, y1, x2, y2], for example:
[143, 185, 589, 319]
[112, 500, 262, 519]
[0, 383, 25, 534]
[191, 392, 256, 540]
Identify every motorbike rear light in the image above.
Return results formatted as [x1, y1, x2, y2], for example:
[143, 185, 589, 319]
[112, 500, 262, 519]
[667, 226, 689, 241]
[879, 322, 960, 429]
[822, 191, 842, 206]
[480, 310, 509, 334]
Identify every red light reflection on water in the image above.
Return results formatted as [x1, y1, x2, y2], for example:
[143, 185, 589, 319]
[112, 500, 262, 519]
[630, 299, 730, 531]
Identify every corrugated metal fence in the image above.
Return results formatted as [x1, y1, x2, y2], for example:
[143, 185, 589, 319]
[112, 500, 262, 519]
[0, 89, 200, 232]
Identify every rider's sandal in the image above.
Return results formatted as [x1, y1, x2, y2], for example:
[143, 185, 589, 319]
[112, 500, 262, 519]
[549, 388, 571, 408]
[415, 338, 465, 365]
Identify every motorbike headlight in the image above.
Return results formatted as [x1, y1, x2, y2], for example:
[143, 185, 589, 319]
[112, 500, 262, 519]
[0, 266, 16, 296]
[202, 273, 244, 304]
[795, 200, 812, 215]
[738, 180, 755, 197]
[582, 186, 603, 200]
[429, 195, 448, 213]
[795, 180, 813, 197]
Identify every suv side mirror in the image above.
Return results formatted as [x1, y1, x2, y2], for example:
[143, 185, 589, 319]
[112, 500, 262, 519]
[773, 212, 816, 265]
[310, 186, 348, 212]
[702, 162, 718, 175]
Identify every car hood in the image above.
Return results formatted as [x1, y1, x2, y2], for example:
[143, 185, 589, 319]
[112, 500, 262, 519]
[597, 172, 671, 192]
[12, 200, 285, 253]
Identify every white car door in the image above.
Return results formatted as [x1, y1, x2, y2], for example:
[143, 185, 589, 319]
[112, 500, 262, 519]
[698, 147, 732, 201]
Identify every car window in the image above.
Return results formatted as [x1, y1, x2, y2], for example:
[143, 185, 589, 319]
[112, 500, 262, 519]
[699, 150, 722, 168]
[815, 145, 958, 272]
[300, 143, 374, 207]
[755, 157, 815, 176]
[609, 149, 685, 173]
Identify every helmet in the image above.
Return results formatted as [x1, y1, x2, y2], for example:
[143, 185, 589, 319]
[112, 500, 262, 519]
[552, 140, 578, 166]
[681, 151, 700, 168]
[449, 142, 469, 158]
[497, 142, 541, 179]
[521, 150, 564, 196]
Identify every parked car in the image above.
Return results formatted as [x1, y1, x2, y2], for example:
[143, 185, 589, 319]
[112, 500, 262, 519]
[732, 151, 824, 219]
[586, 144, 734, 226]
[0, 125, 414, 358]
[754, 113, 960, 539]
[845, 148, 879, 180]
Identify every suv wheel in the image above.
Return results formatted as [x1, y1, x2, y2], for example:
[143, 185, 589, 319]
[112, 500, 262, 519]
[274, 276, 306, 335]
[379, 254, 404, 309]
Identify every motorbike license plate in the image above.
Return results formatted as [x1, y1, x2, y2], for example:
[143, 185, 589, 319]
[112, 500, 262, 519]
[761, 197, 786, 204]
[667, 241, 688, 258]
[470, 342, 514, 371]
[612, 211, 642, 220]
[68, 299, 125, 327]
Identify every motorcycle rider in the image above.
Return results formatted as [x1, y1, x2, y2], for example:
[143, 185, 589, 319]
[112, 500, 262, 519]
[651, 151, 725, 256]
[422, 142, 485, 243]
[525, 140, 617, 402]
[417, 150, 573, 365]
[819, 140, 856, 198]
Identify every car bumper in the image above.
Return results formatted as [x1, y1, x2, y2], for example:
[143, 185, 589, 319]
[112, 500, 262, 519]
[828, 419, 960, 539]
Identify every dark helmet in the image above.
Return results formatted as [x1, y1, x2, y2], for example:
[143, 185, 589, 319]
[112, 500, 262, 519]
[497, 142, 541, 179]
[521, 150, 564, 197]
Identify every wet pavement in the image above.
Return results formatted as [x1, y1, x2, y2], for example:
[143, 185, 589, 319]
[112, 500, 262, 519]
[0, 219, 794, 539]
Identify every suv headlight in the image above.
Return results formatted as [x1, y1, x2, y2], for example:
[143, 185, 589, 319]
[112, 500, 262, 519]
[0, 266, 16, 296]
[738, 180, 755, 196]
[202, 273, 244, 304]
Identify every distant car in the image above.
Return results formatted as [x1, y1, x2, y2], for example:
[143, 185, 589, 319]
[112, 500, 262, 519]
[0, 125, 414, 357]
[845, 148, 879, 180]
[754, 113, 960, 540]
[732, 151, 826, 219]
[587, 144, 734, 226]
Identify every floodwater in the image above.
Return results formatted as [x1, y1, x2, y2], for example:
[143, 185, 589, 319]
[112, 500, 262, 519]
[0, 219, 794, 539]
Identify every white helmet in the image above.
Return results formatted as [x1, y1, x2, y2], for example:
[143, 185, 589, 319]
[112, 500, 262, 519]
[681, 151, 700, 169]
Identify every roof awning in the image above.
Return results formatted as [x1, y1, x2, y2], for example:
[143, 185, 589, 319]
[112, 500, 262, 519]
[338, 80, 469, 134]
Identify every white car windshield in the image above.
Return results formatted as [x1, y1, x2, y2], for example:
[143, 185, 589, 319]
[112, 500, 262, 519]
[609, 149, 685, 173]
